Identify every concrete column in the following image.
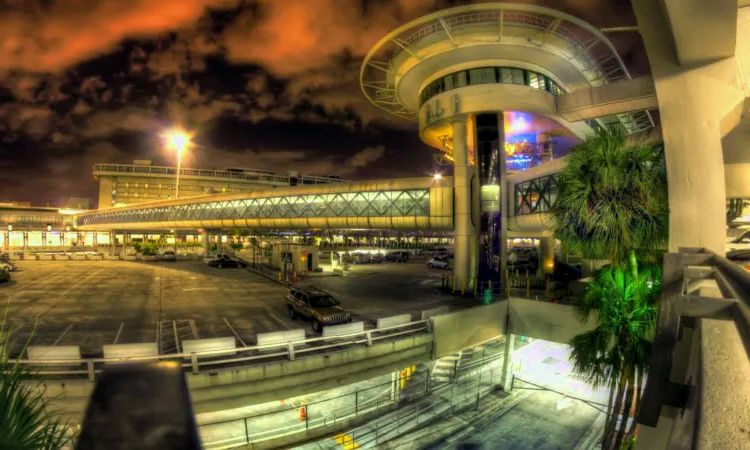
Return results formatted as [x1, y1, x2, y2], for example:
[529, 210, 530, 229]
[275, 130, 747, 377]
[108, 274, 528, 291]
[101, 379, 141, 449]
[23, 231, 28, 251]
[93, 232, 98, 252]
[539, 237, 554, 276]
[202, 231, 209, 257]
[110, 230, 115, 255]
[498, 112, 508, 291]
[632, 0, 747, 254]
[501, 333, 515, 392]
[452, 117, 473, 289]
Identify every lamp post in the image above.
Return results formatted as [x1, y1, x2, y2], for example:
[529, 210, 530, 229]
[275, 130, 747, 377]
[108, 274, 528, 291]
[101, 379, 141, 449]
[165, 129, 191, 200]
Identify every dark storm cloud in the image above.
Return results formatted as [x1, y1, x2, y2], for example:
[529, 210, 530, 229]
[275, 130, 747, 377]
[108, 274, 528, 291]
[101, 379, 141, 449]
[0, 0, 644, 205]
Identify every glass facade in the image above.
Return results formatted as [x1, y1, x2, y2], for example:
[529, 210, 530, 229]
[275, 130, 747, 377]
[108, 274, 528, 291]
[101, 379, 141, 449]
[78, 189, 431, 226]
[514, 174, 559, 216]
[420, 67, 564, 106]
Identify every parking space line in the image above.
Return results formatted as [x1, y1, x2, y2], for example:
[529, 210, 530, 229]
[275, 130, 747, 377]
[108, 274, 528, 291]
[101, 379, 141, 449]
[36, 267, 107, 318]
[265, 308, 293, 330]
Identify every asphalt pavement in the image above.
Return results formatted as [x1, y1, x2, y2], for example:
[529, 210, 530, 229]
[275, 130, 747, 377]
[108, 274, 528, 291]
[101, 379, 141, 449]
[0, 259, 466, 357]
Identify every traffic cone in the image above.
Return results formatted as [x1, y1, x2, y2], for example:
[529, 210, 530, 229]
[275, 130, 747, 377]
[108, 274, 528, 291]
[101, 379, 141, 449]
[298, 406, 307, 421]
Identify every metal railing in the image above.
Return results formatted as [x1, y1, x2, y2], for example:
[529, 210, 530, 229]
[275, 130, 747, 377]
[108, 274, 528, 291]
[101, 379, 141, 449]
[10, 321, 430, 381]
[636, 248, 750, 449]
[93, 164, 344, 186]
[311, 352, 507, 450]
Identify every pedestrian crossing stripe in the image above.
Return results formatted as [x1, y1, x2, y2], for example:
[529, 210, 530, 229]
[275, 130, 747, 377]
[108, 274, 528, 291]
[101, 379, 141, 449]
[333, 434, 360, 449]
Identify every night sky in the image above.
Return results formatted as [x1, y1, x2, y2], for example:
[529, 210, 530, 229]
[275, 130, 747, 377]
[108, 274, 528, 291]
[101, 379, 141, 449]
[0, 0, 645, 206]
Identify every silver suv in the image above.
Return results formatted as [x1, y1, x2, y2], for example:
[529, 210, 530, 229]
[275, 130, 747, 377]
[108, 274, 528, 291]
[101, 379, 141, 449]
[287, 286, 352, 333]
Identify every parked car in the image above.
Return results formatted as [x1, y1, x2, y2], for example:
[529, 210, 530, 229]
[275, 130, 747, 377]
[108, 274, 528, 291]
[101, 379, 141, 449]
[726, 249, 750, 272]
[207, 255, 247, 269]
[371, 254, 385, 263]
[347, 253, 372, 264]
[0, 260, 17, 272]
[427, 257, 450, 269]
[162, 251, 177, 262]
[144, 254, 159, 262]
[287, 285, 352, 332]
[432, 251, 453, 260]
[431, 247, 453, 257]
[385, 251, 409, 263]
[553, 261, 583, 283]
[0, 267, 10, 283]
[510, 260, 537, 273]
[726, 229, 750, 253]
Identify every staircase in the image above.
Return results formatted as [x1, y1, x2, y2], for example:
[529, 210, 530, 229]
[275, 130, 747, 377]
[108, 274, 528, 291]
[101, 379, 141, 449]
[430, 341, 498, 386]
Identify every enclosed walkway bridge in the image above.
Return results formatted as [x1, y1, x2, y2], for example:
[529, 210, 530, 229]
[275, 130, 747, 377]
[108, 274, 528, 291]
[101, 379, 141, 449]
[75, 167, 563, 236]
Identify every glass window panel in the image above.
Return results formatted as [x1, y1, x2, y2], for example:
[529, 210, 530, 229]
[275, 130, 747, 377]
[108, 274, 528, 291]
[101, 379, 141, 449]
[469, 68, 495, 85]
[528, 73, 541, 89]
[456, 71, 468, 88]
[500, 68, 513, 84]
[511, 69, 525, 85]
[444, 74, 454, 91]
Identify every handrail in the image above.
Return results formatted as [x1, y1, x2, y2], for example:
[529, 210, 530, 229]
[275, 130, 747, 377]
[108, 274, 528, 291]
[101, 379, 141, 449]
[12, 320, 430, 379]
[92, 163, 345, 185]
[637, 248, 750, 446]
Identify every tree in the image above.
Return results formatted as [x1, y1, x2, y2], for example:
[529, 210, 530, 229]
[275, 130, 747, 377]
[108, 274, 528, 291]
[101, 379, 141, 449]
[550, 126, 669, 449]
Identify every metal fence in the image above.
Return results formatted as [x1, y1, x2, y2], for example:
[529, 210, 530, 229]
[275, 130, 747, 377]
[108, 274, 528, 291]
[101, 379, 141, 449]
[12, 321, 430, 381]
[311, 353, 507, 450]
[200, 351, 508, 449]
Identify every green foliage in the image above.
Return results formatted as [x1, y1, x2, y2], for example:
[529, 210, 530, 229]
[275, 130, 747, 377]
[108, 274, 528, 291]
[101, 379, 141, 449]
[136, 242, 158, 255]
[229, 243, 244, 251]
[1, 308, 73, 450]
[550, 126, 669, 266]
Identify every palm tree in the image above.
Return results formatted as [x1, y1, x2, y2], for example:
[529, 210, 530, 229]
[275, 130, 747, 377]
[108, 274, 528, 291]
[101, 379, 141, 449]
[550, 126, 669, 449]
[1, 308, 73, 449]
[551, 126, 669, 276]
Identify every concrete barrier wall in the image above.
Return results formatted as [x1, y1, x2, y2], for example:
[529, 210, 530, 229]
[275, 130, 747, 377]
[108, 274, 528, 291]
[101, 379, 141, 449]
[430, 301, 509, 359]
[42, 332, 434, 421]
[509, 298, 598, 343]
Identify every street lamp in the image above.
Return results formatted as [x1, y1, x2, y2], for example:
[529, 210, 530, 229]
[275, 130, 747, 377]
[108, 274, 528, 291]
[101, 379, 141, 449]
[164, 128, 192, 199]
[433, 173, 442, 181]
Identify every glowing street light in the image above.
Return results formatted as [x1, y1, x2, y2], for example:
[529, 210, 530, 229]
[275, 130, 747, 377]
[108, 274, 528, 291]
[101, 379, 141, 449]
[164, 128, 192, 199]
[433, 173, 442, 181]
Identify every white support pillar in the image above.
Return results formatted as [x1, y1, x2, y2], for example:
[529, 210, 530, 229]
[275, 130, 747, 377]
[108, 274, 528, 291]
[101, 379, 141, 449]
[202, 231, 210, 258]
[633, 0, 747, 254]
[539, 237, 555, 277]
[452, 117, 473, 290]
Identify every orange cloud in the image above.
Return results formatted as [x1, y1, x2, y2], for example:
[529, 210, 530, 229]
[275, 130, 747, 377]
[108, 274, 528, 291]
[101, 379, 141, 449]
[0, 0, 238, 73]
[223, 0, 445, 76]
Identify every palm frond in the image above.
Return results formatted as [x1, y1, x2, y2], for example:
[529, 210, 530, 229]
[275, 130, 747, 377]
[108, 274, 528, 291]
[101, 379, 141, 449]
[550, 126, 669, 264]
[1, 302, 73, 450]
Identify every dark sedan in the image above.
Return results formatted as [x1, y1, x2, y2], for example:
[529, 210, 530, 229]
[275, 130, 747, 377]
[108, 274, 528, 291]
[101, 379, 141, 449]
[207, 255, 247, 269]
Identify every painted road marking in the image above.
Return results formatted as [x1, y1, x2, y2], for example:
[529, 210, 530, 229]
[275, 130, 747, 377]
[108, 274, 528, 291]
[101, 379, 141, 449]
[333, 434, 360, 449]
[265, 308, 292, 330]
[182, 287, 219, 291]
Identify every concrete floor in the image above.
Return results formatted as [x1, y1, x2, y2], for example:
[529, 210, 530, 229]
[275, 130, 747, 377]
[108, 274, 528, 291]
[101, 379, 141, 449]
[0, 259, 470, 357]
[429, 389, 601, 450]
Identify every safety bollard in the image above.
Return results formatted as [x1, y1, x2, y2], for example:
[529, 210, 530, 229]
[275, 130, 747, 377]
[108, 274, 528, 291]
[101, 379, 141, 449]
[526, 277, 531, 299]
[545, 278, 551, 298]
[278, 271, 282, 282]
[506, 281, 510, 299]
[488, 280, 493, 293]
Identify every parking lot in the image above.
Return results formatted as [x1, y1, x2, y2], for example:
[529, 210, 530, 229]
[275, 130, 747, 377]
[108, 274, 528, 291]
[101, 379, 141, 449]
[0, 259, 468, 357]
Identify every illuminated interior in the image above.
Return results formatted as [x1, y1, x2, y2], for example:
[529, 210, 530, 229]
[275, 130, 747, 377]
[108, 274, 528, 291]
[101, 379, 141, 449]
[429, 111, 578, 170]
